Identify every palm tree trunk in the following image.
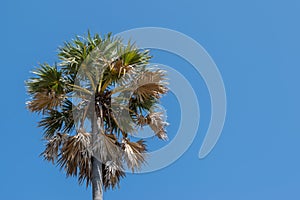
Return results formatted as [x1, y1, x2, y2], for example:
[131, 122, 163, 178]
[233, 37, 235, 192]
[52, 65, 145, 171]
[92, 157, 103, 200]
[91, 114, 103, 200]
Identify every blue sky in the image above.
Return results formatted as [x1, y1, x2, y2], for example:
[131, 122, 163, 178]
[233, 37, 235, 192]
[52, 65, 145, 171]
[2, 0, 300, 199]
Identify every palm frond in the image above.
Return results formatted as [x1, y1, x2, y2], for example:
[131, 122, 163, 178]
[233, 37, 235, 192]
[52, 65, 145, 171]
[122, 138, 147, 172]
[59, 35, 99, 75]
[27, 90, 65, 113]
[41, 133, 68, 163]
[139, 112, 169, 140]
[107, 42, 151, 80]
[134, 70, 168, 103]
[26, 64, 65, 94]
[102, 161, 125, 190]
[119, 41, 151, 67]
[38, 99, 74, 138]
[26, 64, 66, 113]
[57, 131, 92, 186]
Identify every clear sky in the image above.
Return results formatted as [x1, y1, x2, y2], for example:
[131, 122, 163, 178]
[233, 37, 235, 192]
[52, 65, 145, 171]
[2, 0, 300, 199]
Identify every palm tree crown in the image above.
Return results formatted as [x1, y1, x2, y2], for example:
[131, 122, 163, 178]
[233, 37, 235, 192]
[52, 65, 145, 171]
[26, 32, 169, 197]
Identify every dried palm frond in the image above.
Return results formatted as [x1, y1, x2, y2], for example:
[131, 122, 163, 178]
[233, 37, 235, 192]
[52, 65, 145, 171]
[146, 112, 169, 140]
[58, 131, 92, 186]
[122, 138, 147, 172]
[41, 133, 68, 163]
[102, 161, 125, 190]
[27, 90, 65, 113]
[137, 114, 149, 126]
[134, 70, 168, 103]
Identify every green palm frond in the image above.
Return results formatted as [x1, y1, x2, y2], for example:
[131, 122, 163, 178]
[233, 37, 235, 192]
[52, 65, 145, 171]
[26, 64, 66, 113]
[120, 43, 151, 66]
[27, 64, 65, 94]
[109, 41, 151, 78]
[95, 40, 151, 93]
[58, 34, 101, 75]
[129, 95, 157, 113]
[38, 99, 75, 138]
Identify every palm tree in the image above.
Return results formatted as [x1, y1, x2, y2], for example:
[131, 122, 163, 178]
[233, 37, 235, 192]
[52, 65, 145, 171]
[26, 32, 169, 200]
